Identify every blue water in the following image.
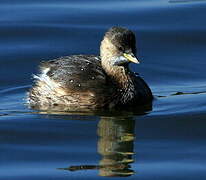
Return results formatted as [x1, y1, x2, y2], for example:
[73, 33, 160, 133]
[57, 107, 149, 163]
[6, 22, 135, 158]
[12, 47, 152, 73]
[1, 0, 206, 179]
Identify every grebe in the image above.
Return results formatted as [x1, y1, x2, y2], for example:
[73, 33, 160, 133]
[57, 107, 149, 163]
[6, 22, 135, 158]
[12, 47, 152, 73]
[28, 27, 153, 110]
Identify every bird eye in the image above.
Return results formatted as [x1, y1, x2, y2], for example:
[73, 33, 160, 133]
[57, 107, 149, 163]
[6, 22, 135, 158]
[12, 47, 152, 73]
[117, 46, 124, 52]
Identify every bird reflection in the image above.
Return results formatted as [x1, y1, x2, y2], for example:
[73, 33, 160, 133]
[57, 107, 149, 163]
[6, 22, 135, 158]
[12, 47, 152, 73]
[59, 116, 136, 177]
[97, 117, 135, 177]
[35, 102, 152, 177]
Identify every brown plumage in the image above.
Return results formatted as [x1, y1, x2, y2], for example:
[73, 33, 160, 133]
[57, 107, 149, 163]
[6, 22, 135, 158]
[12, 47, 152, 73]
[28, 27, 153, 111]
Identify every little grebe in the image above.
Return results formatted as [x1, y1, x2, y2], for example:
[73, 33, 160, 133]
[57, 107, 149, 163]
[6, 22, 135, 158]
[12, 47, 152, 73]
[28, 27, 153, 110]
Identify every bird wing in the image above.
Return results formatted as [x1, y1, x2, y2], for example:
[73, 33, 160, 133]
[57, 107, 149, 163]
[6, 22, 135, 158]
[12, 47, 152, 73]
[39, 55, 108, 92]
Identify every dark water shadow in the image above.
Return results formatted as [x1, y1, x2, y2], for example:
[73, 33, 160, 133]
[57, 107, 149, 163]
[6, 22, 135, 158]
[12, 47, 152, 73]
[0, 113, 9, 116]
[156, 90, 206, 98]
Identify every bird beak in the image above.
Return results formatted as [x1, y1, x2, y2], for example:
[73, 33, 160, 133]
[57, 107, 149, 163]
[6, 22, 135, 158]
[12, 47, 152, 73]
[123, 53, 140, 64]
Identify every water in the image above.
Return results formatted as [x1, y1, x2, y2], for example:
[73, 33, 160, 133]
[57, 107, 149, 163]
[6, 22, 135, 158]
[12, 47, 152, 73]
[1, 0, 206, 179]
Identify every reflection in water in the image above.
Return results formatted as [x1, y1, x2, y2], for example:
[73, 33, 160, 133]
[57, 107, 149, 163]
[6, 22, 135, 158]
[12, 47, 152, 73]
[30, 100, 151, 177]
[59, 116, 136, 177]
[97, 117, 135, 177]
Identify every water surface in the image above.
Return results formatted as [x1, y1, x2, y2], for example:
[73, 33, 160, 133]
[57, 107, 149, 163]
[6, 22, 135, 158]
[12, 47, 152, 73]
[1, 0, 206, 179]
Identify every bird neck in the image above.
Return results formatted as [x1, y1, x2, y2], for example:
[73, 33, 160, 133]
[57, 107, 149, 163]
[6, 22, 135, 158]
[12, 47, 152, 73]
[101, 57, 136, 106]
[100, 37, 132, 89]
[101, 58, 131, 89]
